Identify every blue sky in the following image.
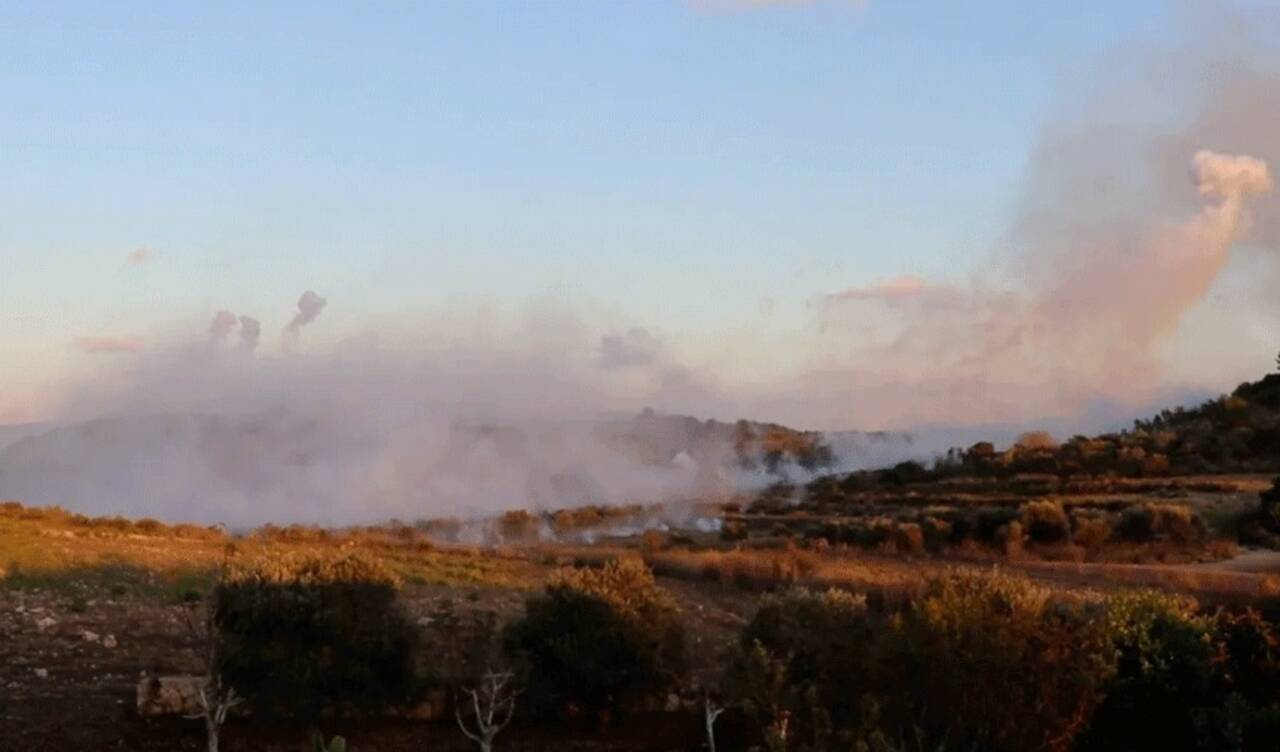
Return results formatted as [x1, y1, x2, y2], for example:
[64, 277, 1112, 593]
[7, 0, 1272, 427]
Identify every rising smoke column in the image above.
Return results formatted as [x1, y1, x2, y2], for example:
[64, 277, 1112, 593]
[286, 290, 327, 336]
[209, 310, 239, 342]
[1025, 150, 1272, 385]
[238, 316, 261, 352]
[814, 149, 1273, 428]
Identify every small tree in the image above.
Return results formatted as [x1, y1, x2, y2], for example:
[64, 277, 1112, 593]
[215, 552, 422, 724]
[504, 559, 684, 720]
[455, 671, 519, 752]
[183, 548, 244, 752]
[704, 694, 726, 752]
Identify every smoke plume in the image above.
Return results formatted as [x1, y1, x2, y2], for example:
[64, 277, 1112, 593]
[209, 310, 239, 342]
[238, 316, 261, 352]
[286, 290, 327, 336]
[802, 5, 1280, 430]
[0, 296, 919, 527]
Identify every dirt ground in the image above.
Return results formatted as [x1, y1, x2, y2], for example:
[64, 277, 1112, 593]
[0, 576, 758, 752]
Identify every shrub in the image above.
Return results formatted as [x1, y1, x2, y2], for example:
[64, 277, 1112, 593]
[1000, 520, 1025, 557]
[1118, 503, 1206, 544]
[720, 571, 1280, 752]
[1118, 504, 1158, 541]
[730, 588, 877, 747]
[1021, 500, 1071, 543]
[1259, 478, 1280, 534]
[504, 559, 684, 719]
[1213, 608, 1280, 706]
[922, 516, 953, 551]
[1154, 503, 1206, 545]
[498, 510, 540, 543]
[133, 517, 166, 535]
[721, 520, 748, 542]
[975, 506, 1020, 543]
[1077, 592, 1214, 751]
[884, 572, 1110, 752]
[215, 553, 422, 722]
[880, 460, 929, 486]
[892, 522, 925, 555]
[1071, 513, 1113, 549]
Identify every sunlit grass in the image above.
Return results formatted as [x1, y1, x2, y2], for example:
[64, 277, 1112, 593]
[0, 502, 544, 598]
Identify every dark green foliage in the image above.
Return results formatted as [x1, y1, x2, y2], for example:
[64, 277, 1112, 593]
[878, 460, 928, 487]
[884, 574, 1110, 752]
[1117, 503, 1205, 544]
[1198, 609, 1280, 752]
[1076, 593, 1215, 752]
[722, 573, 1280, 752]
[214, 553, 422, 723]
[975, 506, 1020, 542]
[504, 560, 684, 719]
[311, 733, 348, 752]
[732, 588, 876, 740]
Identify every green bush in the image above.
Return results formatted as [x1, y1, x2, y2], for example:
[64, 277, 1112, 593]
[720, 572, 1280, 752]
[504, 559, 684, 719]
[1117, 503, 1205, 544]
[884, 573, 1109, 751]
[732, 588, 876, 743]
[726, 574, 1113, 752]
[215, 552, 423, 722]
[1076, 592, 1214, 752]
[1196, 609, 1280, 752]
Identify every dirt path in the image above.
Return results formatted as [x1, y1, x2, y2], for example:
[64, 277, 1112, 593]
[1193, 547, 1280, 573]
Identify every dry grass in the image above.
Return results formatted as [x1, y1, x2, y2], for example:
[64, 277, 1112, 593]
[0, 501, 546, 597]
[623, 544, 1280, 609]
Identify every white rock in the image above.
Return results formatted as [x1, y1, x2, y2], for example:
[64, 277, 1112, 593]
[35, 616, 57, 632]
[102, 634, 117, 649]
[34, 668, 48, 679]
[82, 630, 101, 644]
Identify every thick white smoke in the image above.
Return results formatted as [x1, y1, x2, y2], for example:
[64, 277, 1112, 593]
[799, 5, 1280, 431]
[0, 295, 918, 526]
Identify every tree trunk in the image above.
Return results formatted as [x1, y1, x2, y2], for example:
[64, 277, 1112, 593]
[205, 717, 219, 752]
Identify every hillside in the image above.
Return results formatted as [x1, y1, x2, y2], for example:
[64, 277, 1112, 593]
[0, 410, 915, 525]
[820, 370, 1280, 488]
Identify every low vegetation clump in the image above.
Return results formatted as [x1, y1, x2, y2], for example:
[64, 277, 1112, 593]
[729, 588, 879, 750]
[792, 499, 1214, 561]
[1021, 499, 1072, 543]
[214, 552, 424, 723]
[721, 571, 1280, 752]
[1116, 502, 1206, 544]
[503, 559, 684, 720]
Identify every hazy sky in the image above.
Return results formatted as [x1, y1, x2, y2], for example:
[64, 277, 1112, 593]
[2, 1, 1276, 429]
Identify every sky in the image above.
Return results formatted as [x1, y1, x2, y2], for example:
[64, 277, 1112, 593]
[2, 0, 1277, 432]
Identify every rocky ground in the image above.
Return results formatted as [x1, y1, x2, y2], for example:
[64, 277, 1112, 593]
[0, 576, 755, 752]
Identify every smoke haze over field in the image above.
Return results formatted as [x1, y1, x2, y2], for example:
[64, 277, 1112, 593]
[3, 3, 1280, 524]
[0, 298, 925, 526]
